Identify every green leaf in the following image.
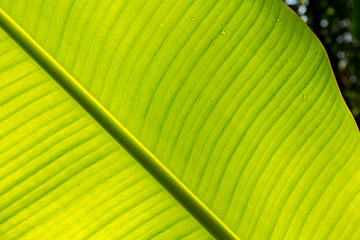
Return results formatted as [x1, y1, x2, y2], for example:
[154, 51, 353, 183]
[1, 0, 359, 239]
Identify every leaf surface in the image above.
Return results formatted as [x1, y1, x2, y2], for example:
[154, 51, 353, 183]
[1, 0, 360, 239]
[0, 29, 211, 240]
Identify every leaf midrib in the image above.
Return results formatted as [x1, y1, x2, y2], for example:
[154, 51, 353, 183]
[0, 8, 239, 240]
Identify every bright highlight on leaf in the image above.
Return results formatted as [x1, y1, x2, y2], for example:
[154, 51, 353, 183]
[1, 0, 360, 239]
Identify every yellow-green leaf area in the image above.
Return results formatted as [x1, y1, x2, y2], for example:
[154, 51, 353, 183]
[1, 0, 360, 239]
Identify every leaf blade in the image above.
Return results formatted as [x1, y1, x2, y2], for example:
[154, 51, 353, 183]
[0, 9, 237, 239]
[1, 0, 360, 239]
[0, 28, 212, 240]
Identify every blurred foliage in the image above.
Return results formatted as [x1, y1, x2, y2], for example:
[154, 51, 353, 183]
[284, 0, 360, 125]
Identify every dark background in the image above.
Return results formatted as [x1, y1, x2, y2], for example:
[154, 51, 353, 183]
[284, 0, 360, 125]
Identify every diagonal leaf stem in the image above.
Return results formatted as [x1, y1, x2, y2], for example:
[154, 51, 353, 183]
[0, 8, 239, 240]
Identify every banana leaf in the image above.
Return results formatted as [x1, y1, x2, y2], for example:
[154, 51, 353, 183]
[1, 0, 359, 239]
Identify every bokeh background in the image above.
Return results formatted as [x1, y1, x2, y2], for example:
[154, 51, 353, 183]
[284, 0, 360, 125]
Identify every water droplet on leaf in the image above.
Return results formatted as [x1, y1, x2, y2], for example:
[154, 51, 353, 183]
[160, 22, 165, 27]
[228, 119, 232, 124]
[221, 29, 226, 36]
[192, 17, 196, 21]
[302, 94, 308, 101]
[153, 54, 157, 59]
[276, 17, 280, 22]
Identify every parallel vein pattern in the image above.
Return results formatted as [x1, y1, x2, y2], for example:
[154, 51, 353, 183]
[0, 30, 210, 240]
[1, 0, 360, 239]
[0, 9, 236, 239]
